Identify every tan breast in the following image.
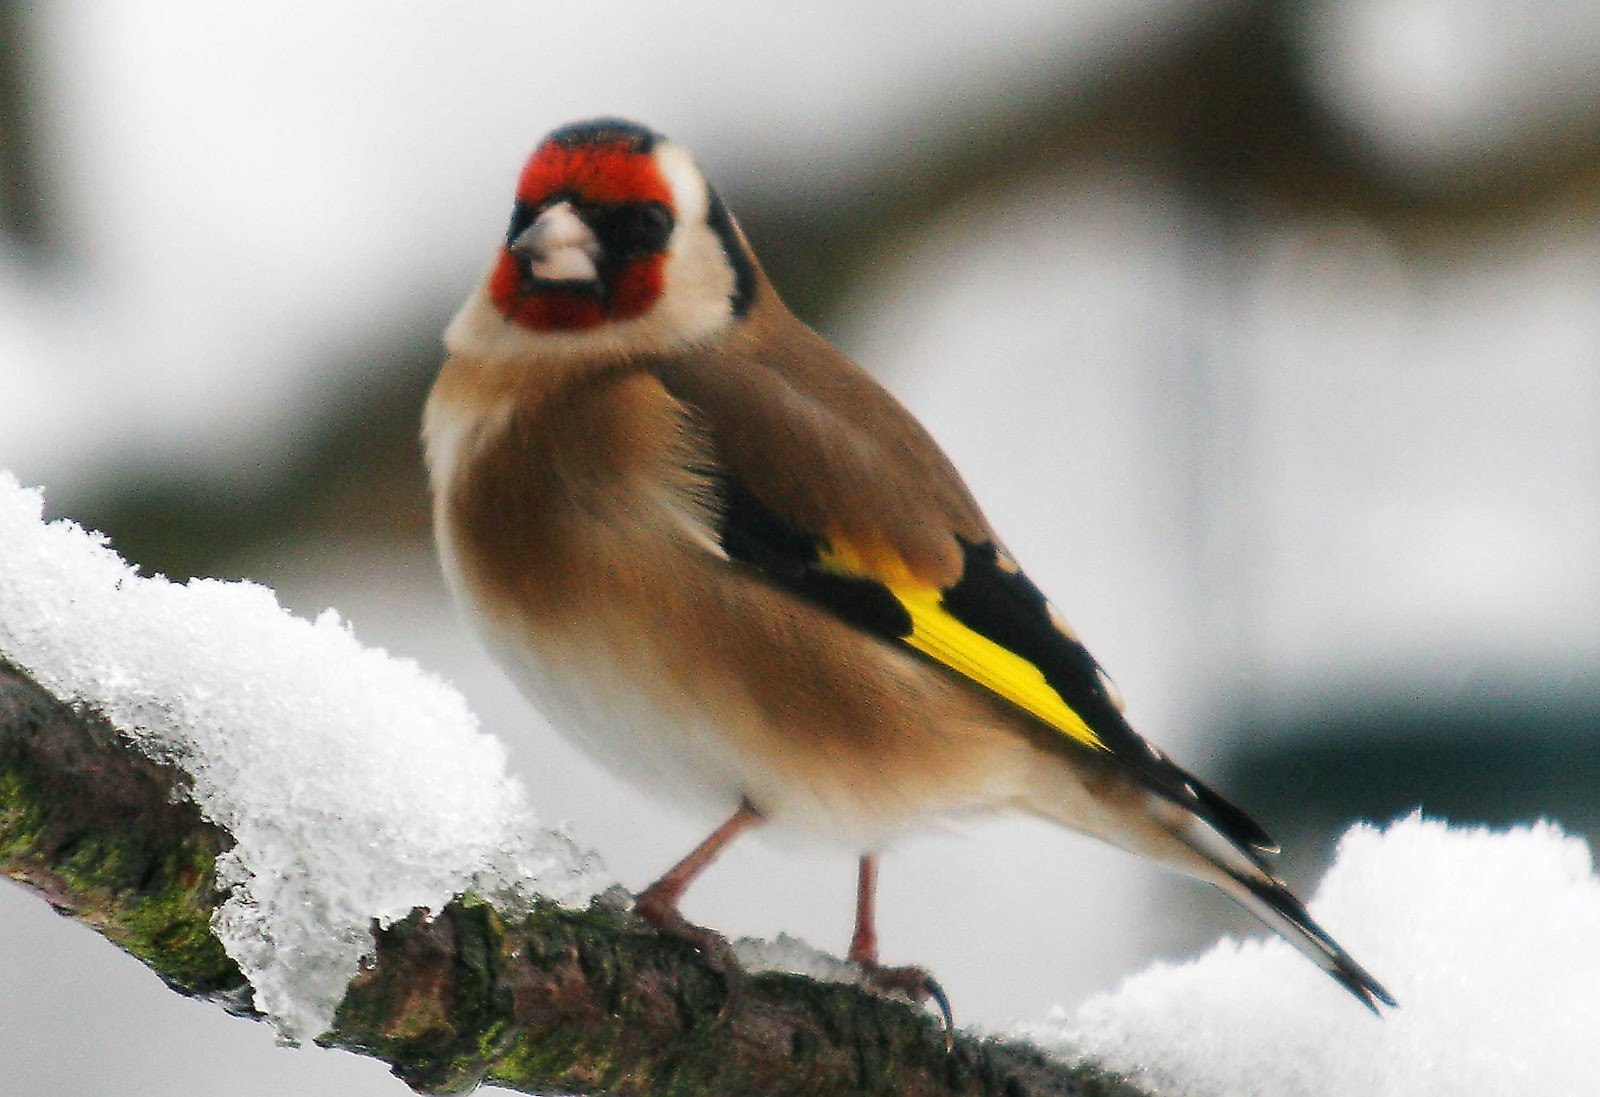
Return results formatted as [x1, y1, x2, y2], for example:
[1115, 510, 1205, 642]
[424, 350, 1039, 845]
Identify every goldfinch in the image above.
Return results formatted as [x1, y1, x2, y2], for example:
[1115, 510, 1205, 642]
[424, 118, 1394, 1022]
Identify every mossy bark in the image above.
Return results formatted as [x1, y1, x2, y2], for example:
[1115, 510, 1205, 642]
[0, 659, 1145, 1096]
[0, 659, 245, 1004]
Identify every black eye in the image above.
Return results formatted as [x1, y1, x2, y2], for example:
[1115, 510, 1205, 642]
[594, 202, 674, 257]
[632, 203, 674, 251]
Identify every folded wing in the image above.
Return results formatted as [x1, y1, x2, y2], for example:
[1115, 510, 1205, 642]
[651, 350, 1277, 858]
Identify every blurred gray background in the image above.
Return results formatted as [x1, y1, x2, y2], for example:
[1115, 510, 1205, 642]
[2, 1, 1597, 1093]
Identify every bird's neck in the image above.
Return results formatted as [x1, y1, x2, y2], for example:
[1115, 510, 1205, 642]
[444, 276, 749, 366]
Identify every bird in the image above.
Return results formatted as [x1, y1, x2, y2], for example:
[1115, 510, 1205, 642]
[423, 117, 1394, 1029]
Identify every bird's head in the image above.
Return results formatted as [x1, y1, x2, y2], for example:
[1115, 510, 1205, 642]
[450, 118, 759, 359]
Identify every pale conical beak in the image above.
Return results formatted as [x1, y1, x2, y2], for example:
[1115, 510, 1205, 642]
[510, 201, 602, 284]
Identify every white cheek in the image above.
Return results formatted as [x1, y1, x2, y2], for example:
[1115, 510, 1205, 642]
[652, 223, 736, 340]
[655, 144, 709, 224]
[653, 142, 736, 335]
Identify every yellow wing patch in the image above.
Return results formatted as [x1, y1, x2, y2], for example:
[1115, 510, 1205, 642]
[819, 539, 1106, 752]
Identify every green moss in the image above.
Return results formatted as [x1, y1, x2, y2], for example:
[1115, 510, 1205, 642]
[487, 1028, 598, 1089]
[0, 769, 36, 860]
[0, 741, 241, 1000]
[102, 844, 237, 995]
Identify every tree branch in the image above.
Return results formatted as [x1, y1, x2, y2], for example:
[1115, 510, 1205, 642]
[0, 658, 1144, 1095]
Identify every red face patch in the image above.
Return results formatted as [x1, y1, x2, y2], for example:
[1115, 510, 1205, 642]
[488, 248, 665, 331]
[515, 141, 673, 209]
[489, 139, 675, 333]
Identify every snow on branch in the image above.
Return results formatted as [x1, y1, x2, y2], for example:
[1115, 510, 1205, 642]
[0, 475, 1133, 1094]
[0, 656, 1131, 1095]
[0, 474, 602, 1040]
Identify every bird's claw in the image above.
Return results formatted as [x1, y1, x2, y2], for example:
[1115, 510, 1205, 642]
[855, 959, 955, 1051]
[632, 892, 747, 1020]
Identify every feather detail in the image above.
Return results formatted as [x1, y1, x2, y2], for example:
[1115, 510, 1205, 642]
[816, 537, 1106, 752]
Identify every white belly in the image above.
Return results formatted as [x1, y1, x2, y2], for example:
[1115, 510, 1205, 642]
[477, 614, 752, 822]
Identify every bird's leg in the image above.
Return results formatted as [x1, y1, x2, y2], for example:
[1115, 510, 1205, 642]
[848, 854, 955, 1045]
[634, 799, 762, 978]
[848, 853, 883, 967]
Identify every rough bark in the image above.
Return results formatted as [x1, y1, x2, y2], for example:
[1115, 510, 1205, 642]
[0, 658, 1146, 1096]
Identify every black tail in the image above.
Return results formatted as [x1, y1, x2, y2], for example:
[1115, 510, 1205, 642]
[1228, 870, 1397, 1013]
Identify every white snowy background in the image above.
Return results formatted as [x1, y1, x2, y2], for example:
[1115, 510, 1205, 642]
[1, 1, 1598, 1094]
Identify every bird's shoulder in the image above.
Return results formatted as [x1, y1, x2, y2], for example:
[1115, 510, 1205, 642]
[649, 307, 988, 584]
